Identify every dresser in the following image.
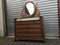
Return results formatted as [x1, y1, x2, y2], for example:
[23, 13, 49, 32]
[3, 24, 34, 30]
[14, 17, 45, 41]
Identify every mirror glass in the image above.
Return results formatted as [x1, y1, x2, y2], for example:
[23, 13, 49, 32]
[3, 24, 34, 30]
[25, 2, 35, 15]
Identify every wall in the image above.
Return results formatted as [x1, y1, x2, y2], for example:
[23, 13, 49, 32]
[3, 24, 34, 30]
[36, 0, 59, 39]
[5, 0, 59, 39]
[0, 0, 4, 36]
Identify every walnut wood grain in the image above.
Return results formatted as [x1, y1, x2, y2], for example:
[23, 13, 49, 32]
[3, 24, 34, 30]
[14, 17, 45, 41]
[16, 24, 41, 29]
[15, 37, 44, 40]
[16, 34, 42, 37]
[16, 29, 42, 34]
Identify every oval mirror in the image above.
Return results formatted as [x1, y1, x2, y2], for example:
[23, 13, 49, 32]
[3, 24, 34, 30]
[25, 2, 36, 16]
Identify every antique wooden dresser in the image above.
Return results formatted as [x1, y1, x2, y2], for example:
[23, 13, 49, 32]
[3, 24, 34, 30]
[14, 17, 45, 41]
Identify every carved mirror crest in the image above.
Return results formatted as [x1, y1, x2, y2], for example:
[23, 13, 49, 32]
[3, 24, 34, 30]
[21, 1, 40, 18]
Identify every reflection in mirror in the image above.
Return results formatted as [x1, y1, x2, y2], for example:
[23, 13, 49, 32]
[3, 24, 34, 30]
[25, 2, 35, 15]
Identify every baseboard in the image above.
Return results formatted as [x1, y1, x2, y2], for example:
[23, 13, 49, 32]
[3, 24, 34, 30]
[6, 36, 59, 39]
[6, 36, 14, 38]
[0, 36, 4, 38]
[45, 36, 59, 39]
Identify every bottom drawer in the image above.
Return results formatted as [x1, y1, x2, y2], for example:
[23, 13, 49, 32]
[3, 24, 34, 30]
[15, 37, 44, 40]
[16, 34, 42, 37]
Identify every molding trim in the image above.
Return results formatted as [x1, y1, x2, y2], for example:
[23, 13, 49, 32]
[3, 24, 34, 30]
[58, 0, 60, 37]
[6, 36, 59, 39]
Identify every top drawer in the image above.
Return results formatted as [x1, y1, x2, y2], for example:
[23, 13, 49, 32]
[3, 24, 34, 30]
[16, 20, 41, 25]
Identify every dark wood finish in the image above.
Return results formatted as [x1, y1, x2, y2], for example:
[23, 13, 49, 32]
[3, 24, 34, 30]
[15, 37, 44, 40]
[14, 17, 45, 41]
[16, 25, 41, 29]
[16, 29, 42, 34]
[16, 34, 42, 37]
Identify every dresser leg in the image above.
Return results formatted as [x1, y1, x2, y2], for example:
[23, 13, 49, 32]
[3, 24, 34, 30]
[41, 40, 45, 43]
[14, 39, 17, 41]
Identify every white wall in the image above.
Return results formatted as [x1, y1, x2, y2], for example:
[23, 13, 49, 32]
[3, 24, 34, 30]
[0, 0, 4, 36]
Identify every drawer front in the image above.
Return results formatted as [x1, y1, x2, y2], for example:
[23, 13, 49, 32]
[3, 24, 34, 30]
[16, 29, 42, 34]
[16, 34, 42, 37]
[16, 24, 41, 29]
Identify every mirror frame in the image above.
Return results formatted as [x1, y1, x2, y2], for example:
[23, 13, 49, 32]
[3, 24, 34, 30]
[24, 1, 36, 16]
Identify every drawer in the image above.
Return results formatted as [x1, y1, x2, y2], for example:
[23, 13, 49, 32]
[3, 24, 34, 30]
[27, 31, 42, 34]
[16, 25, 27, 28]
[27, 25, 41, 28]
[16, 24, 41, 29]
[27, 20, 41, 24]
[15, 34, 42, 37]
[28, 34, 42, 37]
[16, 29, 28, 34]
[16, 21, 28, 24]
[16, 29, 42, 34]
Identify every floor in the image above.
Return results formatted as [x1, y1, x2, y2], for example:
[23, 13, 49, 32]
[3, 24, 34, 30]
[0, 37, 60, 45]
